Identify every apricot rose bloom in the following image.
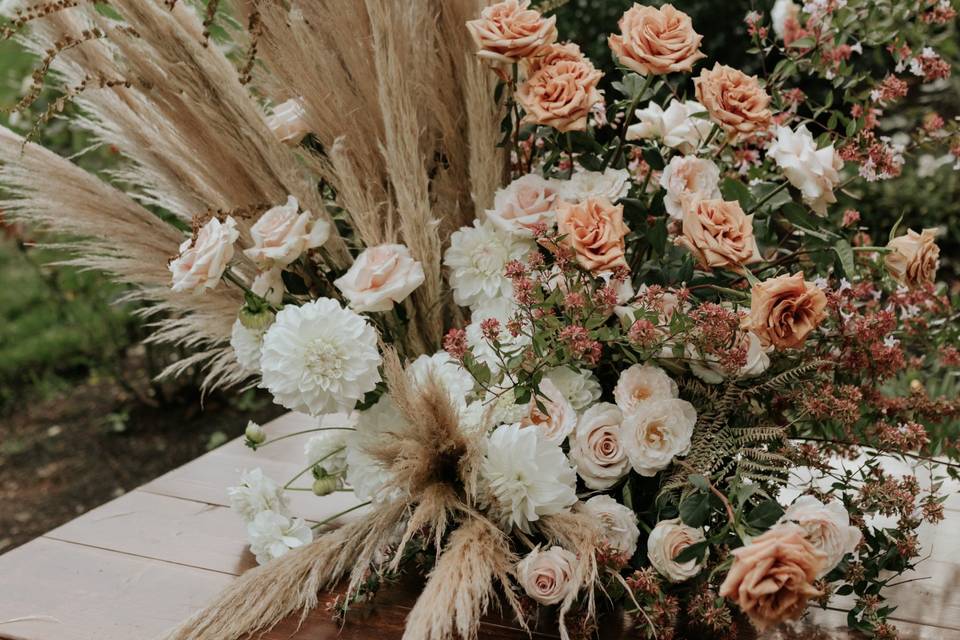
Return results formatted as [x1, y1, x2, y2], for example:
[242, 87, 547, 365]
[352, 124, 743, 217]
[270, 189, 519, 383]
[608, 4, 705, 76]
[884, 228, 940, 288]
[695, 63, 773, 135]
[516, 46, 603, 133]
[747, 272, 827, 350]
[719, 524, 826, 632]
[676, 198, 762, 271]
[466, 0, 557, 65]
[555, 197, 630, 272]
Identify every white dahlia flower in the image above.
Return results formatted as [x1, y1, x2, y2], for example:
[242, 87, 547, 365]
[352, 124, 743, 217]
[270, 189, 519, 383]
[230, 319, 266, 374]
[227, 468, 287, 522]
[247, 510, 313, 565]
[480, 423, 577, 532]
[621, 398, 697, 476]
[260, 298, 381, 416]
[444, 220, 532, 309]
[465, 302, 532, 375]
[767, 125, 843, 215]
[407, 351, 476, 409]
[543, 366, 602, 412]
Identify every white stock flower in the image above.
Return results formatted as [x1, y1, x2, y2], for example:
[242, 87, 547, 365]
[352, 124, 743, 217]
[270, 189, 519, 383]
[771, 0, 801, 39]
[334, 244, 425, 312]
[767, 125, 843, 215]
[444, 220, 532, 309]
[647, 518, 707, 582]
[260, 298, 381, 416]
[621, 398, 697, 476]
[777, 495, 862, 577]
[247, 510, 313, 565]
[169, 216, 239, 293]
[627, 100, 714, 155]
[543, 366, 602, 412]
[569, 403, 630, 490]
[521, 378, 577, 443]
[480, 423, 577, 532]
[687, 331, 771, 384]
[584, 495, 640, 557]
[227, 468, 287, 522]
[406, 351, 476, 409]
[487, 174, 560, 237]
[244, 196, 329, 267]
[346, 397, 406, 503]
[554, 167, 631, 203]
[230, 319, 266, 374]
[613, 364, 679, 416]
[304, 430, 349, 475]
[516, 545, 579, 606]
[659, 155, 722, 221]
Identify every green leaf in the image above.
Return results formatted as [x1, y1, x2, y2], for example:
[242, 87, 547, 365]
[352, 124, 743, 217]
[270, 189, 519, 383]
[721, 177, 754, 209]
[746, 500, 785, 529]
[788, 36, 816, 49]
[888, 211, 905, 243]
[833, 239, 855, 277]
[673, 540, 709, 564]
[679, 491, 712, 527]
[688, 474, 709, 492]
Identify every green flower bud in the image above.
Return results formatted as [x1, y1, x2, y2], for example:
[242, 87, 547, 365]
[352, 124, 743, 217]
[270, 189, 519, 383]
[238, 305, 276, 331]
[312, 473, 341, 497]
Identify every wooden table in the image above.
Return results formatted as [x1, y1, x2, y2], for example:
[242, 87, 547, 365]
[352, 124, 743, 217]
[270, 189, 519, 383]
[1, 413, 958, 640]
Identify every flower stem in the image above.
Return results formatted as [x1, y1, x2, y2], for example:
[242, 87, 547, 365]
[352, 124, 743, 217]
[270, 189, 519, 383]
[311, 500, 372, 530]
[283, 446, 346, 490]
[254, 427, 354, 451]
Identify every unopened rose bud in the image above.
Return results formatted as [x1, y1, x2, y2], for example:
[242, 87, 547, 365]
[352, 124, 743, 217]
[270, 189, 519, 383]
[244, 421, 266, 445]
[312, 473, 341, 497]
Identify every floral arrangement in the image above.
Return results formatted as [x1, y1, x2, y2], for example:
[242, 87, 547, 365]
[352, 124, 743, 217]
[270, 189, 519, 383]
[1, 0, 958, 639]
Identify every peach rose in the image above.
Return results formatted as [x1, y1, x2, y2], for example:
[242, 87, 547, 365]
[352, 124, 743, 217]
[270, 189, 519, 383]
[516, 47, 603, 133]
[333, 244, 425, 313]
[676, 198, 762, 271]
[488, 174, 559, 237]
[884, 228, 940, 288]
[466, 0, 557, 66]
[608, 3, 705, 76]
[746, 272, 827, 350]
[170, 216, 239, 293]
[719, 525, 826, 632]
[266, 98, 311, 146]
[695, 63, 773, 135]
[516, 545, 579, 606]
[244, 196, 330, 268]
[524, 41, 583, 76]
[554, 197, 630, 272]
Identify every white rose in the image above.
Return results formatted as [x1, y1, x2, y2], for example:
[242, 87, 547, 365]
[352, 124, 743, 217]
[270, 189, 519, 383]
[613, 364, 679, 416]
[767, 125, 843, 215]
[266, 98, 311, 145]
[777, 495, 862, 577]
[569, 402, 630, 490]
[583, 495, 640, 557]
[334, 244, 425, 313]
[487, 174, 560, 237]
[554, 167, 631, 203]
[687, 330, 770, 384]
[543, 366, 602, 412]
[522, 378, 577, 443]
[627, 99, 714, 156]
[647, 518, 707, 582]
[621, 398, 697, 476]
[659, 155, 722, 221]
[169, 216, 239, 293]
[771, 0, 801, 39]
[244, 196, 330, 267]
[516, 545, 579, 605]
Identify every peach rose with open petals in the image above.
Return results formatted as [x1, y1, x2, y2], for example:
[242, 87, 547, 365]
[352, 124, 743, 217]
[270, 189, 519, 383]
[747, 272, 827, 350]
[466, 0, 557, 66]
[884, 228, 940, 288]
[608, 4, 705, 76]
[516, 48, 603, 133]
[676, 198, 762, 271]
[334, 244, 425, 313]
[554, 198, 629, 272]
[695, 63, 773, 135]
[719, 524, 826, 632]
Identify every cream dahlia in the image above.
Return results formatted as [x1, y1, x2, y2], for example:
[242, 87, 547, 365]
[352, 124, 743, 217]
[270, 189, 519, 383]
[444, 220, 533, 308]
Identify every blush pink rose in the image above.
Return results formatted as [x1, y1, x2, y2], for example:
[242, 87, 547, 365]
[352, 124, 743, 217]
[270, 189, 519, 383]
[516, 45, 603, 133]
[521, 378, 577, 443]
[695, 63, 773, 135]
[719, 525, 826, 632]
[169, 216, 239, 293]
[516, 545, 579, 606]
[466, 0, 557, 66]
[488, 174, 560, 237]
[554, 197, 630, 272]
[747, 272, 827, 350]
[676, 198, 762, 271]
[244, 196, 329, 268]
[608, 3, 705, 76]
[333, 244, 425, 313]
[266, 98, 311, 146]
